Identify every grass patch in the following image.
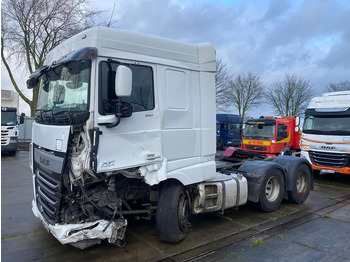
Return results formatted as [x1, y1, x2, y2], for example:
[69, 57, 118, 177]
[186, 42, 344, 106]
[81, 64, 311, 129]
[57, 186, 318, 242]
[276, 234, 287, 240]
[303, 244, 315, 249]
[326, 196, 335, 200]
[269, 217, 278, 222]
[250, 237, 264, 247]
[2, 232, 31, 240]
[216, 214, 233, 222]
[322, 214, 331, 219]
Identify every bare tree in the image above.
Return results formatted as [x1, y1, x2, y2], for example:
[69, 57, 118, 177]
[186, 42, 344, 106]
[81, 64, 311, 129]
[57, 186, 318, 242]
[215, 59, 232, 111]
[266, 74, 314, 116]
[326, 81, 350, 92]
[1, 0, 103, 116]
[228, 72, 264, 120]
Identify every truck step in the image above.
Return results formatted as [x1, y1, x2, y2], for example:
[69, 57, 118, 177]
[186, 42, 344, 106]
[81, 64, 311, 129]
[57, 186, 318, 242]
[205, 193, 218, 199]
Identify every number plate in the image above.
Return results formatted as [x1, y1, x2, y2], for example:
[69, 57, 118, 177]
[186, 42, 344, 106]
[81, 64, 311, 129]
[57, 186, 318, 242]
[321, 169, 335, 174]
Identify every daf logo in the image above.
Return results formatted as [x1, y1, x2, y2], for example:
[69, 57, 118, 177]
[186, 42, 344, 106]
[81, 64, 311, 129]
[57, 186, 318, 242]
[321, 146, 336, 150]
[39, 157, 50, 166]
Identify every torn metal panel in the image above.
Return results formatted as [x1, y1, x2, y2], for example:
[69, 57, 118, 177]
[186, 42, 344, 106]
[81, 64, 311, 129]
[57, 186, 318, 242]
[32, 200, 127, 249]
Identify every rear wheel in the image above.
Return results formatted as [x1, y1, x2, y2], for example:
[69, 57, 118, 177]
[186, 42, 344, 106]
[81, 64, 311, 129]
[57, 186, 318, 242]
[256, 169, 285, 212]
[287, 164, 312, 204]
[156, 181, 190, 242]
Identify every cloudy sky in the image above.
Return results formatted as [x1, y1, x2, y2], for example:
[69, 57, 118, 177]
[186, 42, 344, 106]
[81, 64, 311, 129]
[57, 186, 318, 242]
[2, 0, 350, 116]
[94, 0, 349, 116]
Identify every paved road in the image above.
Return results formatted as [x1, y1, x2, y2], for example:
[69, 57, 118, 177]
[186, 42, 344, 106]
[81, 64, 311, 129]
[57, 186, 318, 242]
[2, 152, 350, 261]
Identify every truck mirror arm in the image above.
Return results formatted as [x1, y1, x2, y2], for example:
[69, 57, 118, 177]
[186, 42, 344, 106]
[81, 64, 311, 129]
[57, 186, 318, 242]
[106, 100, 133, 128]
[106, 99, 122, 128]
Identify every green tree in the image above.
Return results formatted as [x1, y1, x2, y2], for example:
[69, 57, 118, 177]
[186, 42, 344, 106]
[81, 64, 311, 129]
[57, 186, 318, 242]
[1, 0, 103, 116]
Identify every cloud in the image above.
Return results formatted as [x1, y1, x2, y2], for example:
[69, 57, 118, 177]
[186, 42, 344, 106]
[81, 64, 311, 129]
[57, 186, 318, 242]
[29, 0, 350, 117]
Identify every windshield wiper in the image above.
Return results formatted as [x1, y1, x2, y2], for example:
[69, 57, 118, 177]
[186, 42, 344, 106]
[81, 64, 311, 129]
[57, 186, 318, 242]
[35, 108, 54, 122]
[303, 129, 325, 135]
[53, 110, 73, 124]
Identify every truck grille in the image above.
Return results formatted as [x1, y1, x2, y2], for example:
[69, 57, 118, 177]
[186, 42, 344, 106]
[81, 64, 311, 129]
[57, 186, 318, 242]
[33, 145, 65, 224]
[1, 127, 13, 145]
[245, 145, 267, 151]
[35, 167, 63, 224]
[309, 151, 350, 168]
[1, 137, 10, 145]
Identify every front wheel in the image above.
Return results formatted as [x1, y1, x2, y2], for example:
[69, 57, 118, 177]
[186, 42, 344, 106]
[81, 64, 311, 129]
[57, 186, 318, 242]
[256, 169, 285, 212]
[287, 164, 312, 204]
[156, 181, 190, 242]
[217, 139, 223, 150]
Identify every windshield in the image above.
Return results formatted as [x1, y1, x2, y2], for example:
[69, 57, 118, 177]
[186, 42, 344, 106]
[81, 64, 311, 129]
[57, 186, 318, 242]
[228, 122, 242, 132]
[303, 115, 350, 135]
[36, 60, 91, 125]
[1, 111, 17, 126]
[243, 123, 275, 139]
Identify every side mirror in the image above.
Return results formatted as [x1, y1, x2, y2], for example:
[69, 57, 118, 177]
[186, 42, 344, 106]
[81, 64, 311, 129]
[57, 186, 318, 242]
[19, 113, 25, 124]
[115, 65, 132, 97]
[26, 77, 39, 89]
[295, 116, 300, 126]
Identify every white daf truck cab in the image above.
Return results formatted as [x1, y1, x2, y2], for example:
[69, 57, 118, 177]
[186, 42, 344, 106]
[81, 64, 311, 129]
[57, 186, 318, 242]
[27, 27, 312, 249]
[301, 91, 350, 175]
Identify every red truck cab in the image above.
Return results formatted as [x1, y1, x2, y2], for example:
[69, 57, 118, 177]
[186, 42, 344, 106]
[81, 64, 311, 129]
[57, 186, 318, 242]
[241, 116, 300, 156]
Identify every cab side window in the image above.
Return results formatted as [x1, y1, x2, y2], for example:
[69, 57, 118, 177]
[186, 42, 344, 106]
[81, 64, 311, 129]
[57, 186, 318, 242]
[277, 124, 288, 141]
[99, 61, 154, 115]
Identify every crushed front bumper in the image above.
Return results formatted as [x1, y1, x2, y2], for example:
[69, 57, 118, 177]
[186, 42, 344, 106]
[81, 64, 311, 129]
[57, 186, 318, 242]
[32, 200, 127, 249]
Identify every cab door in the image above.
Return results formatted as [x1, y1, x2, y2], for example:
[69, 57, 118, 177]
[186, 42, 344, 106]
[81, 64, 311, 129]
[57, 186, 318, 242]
[94, 59, 161, 173]
[276, 123, 289, 152]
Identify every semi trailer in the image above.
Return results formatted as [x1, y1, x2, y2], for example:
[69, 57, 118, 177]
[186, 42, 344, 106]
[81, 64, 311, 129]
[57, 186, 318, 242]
[27, 27, 312, 249]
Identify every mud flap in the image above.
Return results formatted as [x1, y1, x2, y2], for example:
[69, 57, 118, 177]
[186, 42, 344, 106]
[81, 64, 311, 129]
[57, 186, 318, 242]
[238, 160, 285, 203]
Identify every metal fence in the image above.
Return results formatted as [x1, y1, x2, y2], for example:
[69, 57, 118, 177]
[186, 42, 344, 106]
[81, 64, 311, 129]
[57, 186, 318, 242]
[18, 117, 34, 142]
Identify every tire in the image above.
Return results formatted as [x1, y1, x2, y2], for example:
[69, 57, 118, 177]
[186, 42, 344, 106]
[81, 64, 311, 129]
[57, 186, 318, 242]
[280, 147, 292, 156]
[217, 139, 223, 151]
[256, 169, 285, 212]
[287, 163, 312, 204]
[8, 151, 16, 156]
[156, 181, 190, 242]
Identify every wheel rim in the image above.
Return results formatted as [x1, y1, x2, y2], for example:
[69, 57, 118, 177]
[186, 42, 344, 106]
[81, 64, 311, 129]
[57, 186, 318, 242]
[178, 194, 189, 231]
[296, 172, 306, 194]
[265, 176, 280, 202]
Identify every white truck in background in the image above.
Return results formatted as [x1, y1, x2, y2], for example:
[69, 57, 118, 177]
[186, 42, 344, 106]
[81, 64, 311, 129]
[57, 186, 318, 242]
[27, 27, 312, 249]
[1, 89, 24, 155]
[301, 91, 350, 175]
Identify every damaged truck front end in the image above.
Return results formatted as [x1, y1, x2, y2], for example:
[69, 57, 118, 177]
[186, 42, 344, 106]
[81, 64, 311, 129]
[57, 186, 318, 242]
[31, 125, 129, 249]
[28, 46, 147, 249]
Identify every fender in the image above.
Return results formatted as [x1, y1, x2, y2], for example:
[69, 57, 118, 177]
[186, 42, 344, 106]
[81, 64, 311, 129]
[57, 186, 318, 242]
[223, 147, 241, 157]
[272, 156, 314, 192]
[238, 160, 286, 203]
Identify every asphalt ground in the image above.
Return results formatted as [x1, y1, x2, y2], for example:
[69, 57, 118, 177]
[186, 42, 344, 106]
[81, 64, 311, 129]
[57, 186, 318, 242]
[1, 151, 350, 261]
